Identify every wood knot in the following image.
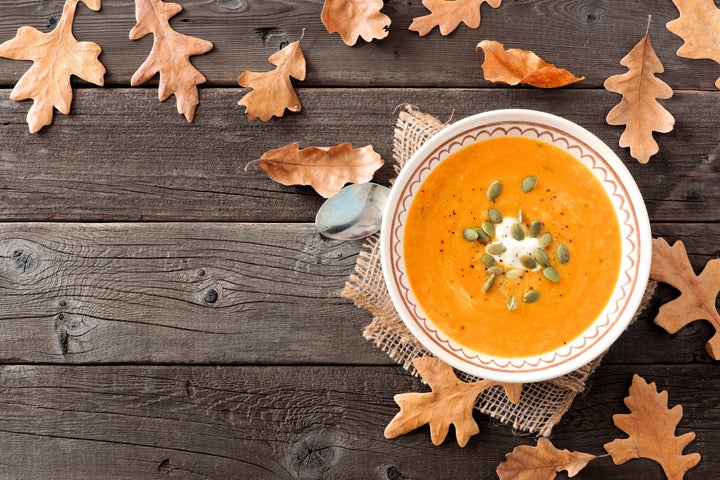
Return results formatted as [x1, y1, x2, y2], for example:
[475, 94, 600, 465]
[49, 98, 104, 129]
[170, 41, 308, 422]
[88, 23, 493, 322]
[203, 288, 218, 304]
[3, 242, 41, 277]
[217, 0, 248, 11]
[287, 434, 337, 479]
[385, 465, 403, 480]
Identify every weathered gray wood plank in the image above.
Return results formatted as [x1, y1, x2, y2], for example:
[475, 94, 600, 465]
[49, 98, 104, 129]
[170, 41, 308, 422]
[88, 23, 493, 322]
[0, 221, 715, 365]
[2, 88, 719, 222]
[0, 0, 715, 90]
[0, 222, 384, 364]
[0, 364, 710, 479]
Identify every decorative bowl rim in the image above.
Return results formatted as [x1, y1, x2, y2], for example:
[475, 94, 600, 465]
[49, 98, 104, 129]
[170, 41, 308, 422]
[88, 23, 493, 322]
[380, 109, 652, 383]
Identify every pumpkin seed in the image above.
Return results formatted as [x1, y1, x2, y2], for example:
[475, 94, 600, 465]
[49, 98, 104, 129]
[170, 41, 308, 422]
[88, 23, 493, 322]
[507, 295, 517, 311]
[557, 244, 570, 264]
[538, 232, 552, 247]
[463, 228, 478, 242]
[511, 223, 525, 241]
[543, 266, 561, 283]
[505, 268, 524, 280]
[519, 254, 537, 270]
[487, 243, 507, 255]
[482, 273, 495, 293]
[522, 175, 538, 193]
[523, 290, 541, 303]
[488, 208, 503, 224]
[487, 265, 504, 276]
[475, 228, 490, 243]
[528, 220, 543, 237]
[481, 221, 496, 237]
[480, 254, 495, 266]
[517, 209, 524, 223]
[534, 248, 550, 266]
[487, 181, 502, 201]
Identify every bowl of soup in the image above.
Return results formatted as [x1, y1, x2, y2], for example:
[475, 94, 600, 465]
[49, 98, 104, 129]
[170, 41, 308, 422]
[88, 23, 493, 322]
[380, 109, 651, 383]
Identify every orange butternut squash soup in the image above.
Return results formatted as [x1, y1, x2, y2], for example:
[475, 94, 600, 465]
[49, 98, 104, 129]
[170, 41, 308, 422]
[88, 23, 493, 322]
[404, 136, 622, 358]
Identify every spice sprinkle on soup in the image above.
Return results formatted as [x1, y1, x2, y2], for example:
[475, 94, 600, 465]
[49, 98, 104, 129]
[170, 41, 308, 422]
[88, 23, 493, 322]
[404, 136, 622, 359]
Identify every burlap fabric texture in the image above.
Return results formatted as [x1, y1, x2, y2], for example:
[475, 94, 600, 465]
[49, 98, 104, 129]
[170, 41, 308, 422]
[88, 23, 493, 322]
[341, 105, 656, 437]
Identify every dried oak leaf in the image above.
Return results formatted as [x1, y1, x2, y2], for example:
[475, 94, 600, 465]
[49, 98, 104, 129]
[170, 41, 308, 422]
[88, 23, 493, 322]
[604, 28, 674, 164]
[0, 0, 105, 133]
[650, 237, 720, 359]
[667, 0, 720, 88]
[384, 357, 497, 447]
[321, 0, 390, 46]
[604, 374, 701, 480]
[237, 33, 306, 122]
[410, 0, 502, 36]
[497, 437, 597, 480]
[476, 40, 584, 88]
[130, 0, 213, 122]
[246, 143, 383, 198]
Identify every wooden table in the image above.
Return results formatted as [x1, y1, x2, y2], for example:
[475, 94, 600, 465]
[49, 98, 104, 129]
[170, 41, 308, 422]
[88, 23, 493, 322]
[0, 1, 717, 478]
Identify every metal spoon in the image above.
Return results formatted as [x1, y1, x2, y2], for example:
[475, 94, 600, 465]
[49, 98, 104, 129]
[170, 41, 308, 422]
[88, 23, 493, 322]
[315, 182, 390, 240]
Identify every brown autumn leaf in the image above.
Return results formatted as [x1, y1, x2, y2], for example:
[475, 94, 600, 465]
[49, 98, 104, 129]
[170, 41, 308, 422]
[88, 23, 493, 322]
[237, 33, 306, 122]
[604, 374, 701, 480]
[130, 0, 213, 123]
[410, 0, 502, 36]
[384, 357, 497, 447]
[497, 437, 597, 480]
[650, 237, 720, 359]
[667, 0, 720, 88]
[0, 0, 105, 133]
[604, 27, 674, 164]
[246, 143, 383, 198]
[321, 0, 390, 46]
[476, 40, 584, 88]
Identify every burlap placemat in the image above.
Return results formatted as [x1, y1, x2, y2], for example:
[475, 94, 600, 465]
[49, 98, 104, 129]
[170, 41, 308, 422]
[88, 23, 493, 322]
[341, 105, 656, 437]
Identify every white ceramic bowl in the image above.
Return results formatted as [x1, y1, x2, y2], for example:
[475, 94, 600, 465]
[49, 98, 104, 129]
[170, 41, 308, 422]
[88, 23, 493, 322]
[380, 109, 651, 383]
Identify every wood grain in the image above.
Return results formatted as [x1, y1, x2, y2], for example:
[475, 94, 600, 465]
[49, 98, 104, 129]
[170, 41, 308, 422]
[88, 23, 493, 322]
[2, 88, 719, 222]
[0, 221, 716, 365]
[0, 0, 716, 90]
[0, 364, 710, 480]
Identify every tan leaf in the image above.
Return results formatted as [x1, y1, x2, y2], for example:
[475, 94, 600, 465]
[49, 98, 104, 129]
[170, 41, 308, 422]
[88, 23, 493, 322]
[500, 383, 522, 404]
[0, 0, 105, 133]
[497, 437, 597, 480]
[667, 0, 720, 88]
[476, 40, 584, 88]
[130, 0, 213, 122]
[410, 0, 501, 36]
[604, 374, 701, 480]
[246, 143, 383, 198]
[384, 357, 496, 447]
[604, 27, 674, 164]
[650, 237, 720, 359]
[237, 33, 306, 122]
[321, 0, 390, 46]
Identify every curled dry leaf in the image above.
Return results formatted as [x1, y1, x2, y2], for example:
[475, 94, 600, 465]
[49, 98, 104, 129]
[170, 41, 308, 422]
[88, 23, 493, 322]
[667, 0, 720, 88]
[650, 237, 720, 359]
[321, 0, 390, 46]
[246, 143, 383, 198]
[604, 26, 674, 164]
[0, 0, 105, 133]
[410, 0, 502, 36]
[476, 40, 584, 88]
[130, 0, 213, 122]
[238, 33, 306, 122]
[604, 374, 701, 480]
[497, 437, 597, 480]
[384, 357, 497, 447]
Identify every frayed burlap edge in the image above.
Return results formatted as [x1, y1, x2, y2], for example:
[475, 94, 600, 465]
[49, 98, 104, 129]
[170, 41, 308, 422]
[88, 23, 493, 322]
[340, 105, 657, 437]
